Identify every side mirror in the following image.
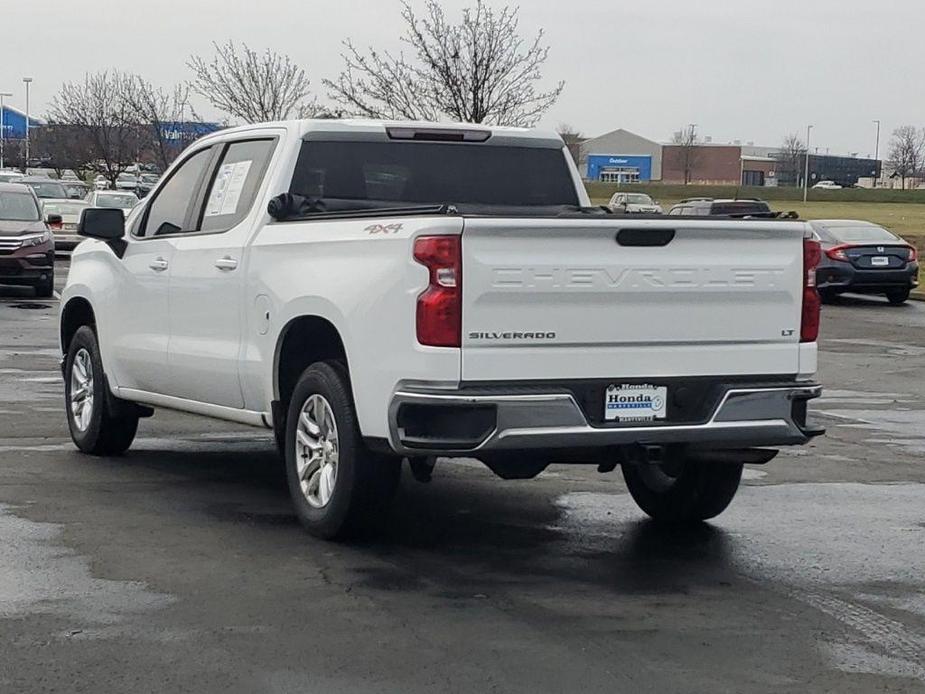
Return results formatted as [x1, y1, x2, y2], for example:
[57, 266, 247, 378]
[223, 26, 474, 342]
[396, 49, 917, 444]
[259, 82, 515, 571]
[78, 207, 125, 240]
[46, 213, 63, 227]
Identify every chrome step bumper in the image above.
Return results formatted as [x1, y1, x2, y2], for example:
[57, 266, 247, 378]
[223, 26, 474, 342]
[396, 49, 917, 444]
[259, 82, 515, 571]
[388, 382, 823, 456]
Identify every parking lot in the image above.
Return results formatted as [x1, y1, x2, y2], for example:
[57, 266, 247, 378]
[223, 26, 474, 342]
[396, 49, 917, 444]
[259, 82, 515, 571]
[1, 259, 924, 693]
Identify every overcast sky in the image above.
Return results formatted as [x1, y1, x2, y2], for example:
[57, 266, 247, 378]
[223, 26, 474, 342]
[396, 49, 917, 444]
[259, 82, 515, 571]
[2, 0, 915, 156]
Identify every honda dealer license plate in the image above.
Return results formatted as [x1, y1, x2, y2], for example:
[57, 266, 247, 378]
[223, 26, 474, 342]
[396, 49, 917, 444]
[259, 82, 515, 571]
[604, 384, 668, 422]
[871, 256, 890, 266]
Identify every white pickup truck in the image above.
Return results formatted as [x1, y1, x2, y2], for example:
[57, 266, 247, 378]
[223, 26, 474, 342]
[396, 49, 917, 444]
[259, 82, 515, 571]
[59, 119, 824, 538]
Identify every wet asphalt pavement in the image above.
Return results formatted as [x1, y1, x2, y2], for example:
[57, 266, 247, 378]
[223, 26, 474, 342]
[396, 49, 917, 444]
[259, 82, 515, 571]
[1, 261, 924, 693]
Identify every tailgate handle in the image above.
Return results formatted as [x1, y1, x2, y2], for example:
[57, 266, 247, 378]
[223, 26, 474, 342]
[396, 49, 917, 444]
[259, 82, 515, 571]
[617, 229, 675, 247]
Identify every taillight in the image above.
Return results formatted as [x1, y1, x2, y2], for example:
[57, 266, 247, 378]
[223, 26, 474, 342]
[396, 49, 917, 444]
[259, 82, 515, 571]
[801, 238, 822, 343]
[413, 235, 461, 347]
[909, 246, 919, 262]
[825, 244, 852, 262]
[47, 220, 62, 231]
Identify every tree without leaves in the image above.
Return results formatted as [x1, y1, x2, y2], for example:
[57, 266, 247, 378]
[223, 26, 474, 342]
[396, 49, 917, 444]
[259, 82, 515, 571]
[670, 125, 701, 185]
[557, 122, 583, 166]
[324, 0, 564, 126]
[31, 124, 97, 179]
[888, 125, 924, 189]
[188, 41, 316, 123]
[46, 71, 145, 186]
[777, 132, 806, 187]
[122, 75, 197, 170]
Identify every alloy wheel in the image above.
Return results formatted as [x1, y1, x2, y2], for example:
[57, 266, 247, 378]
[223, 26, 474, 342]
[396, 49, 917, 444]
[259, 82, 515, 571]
[69, 348, 94, 432]
[294, 394, 340, 508]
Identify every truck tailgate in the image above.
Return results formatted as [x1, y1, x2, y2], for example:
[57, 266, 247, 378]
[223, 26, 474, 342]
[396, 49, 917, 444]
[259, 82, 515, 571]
[461, 217, 808, 381]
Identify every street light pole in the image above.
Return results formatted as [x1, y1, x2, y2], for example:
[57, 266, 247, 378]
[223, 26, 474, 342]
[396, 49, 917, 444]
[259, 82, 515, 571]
[23, 77, 32, 173]
[686, 123, 697, 185]
[873, 119, 881, 188]
[0, 91, 11, 171]
[803, 124, 813, 203]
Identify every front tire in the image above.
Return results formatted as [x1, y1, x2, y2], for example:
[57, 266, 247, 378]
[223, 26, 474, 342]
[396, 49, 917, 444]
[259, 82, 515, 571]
[622, 457, 743, 524]
[64, 326, 139, 455]
[886, 287, 910, 305]
[284, 361, 400, 539]
[35, 273, 54, 298]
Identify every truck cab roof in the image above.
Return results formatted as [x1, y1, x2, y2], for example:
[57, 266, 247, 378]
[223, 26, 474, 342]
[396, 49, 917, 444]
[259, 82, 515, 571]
[201, 118, 565, 149]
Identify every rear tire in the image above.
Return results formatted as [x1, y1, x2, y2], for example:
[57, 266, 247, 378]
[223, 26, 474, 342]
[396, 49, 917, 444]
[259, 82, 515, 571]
[64, 326, 139, 455]
[284, 361, 400, 539]
[622, 457, 743, 524]
[886, 288, 910, 305]
[818, 288, 837, 304]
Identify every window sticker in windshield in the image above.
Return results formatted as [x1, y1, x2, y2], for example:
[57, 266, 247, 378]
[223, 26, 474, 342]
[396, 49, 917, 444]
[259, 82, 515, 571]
[206, 160, 252, 217]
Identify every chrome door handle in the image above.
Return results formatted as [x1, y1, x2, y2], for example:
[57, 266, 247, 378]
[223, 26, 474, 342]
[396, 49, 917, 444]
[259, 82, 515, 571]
[149, 257, 168, 272]
[214, 256, 238, 271]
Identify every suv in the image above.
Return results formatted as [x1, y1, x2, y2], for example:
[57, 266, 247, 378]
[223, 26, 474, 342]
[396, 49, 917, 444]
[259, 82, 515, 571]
[60, 120, 823, 539]
[0, 183, 55, 296]
[607, 192, 663, 214]
[667, 198, 784, 218]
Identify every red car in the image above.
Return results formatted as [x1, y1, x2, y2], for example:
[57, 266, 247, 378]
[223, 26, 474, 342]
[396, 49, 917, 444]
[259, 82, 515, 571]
[0, 182, 56, 297]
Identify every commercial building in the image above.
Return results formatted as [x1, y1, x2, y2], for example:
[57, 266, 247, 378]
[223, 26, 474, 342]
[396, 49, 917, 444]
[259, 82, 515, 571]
[662, 143, 778, 186]
[0, 105, 43, 141]
[579, 129, 662, 183]
[776, 153, 880, 188]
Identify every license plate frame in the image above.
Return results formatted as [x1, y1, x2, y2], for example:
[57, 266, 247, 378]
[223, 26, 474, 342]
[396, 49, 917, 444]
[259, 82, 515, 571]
[604, 383, 668, 422]
[871, 256, 890, 267]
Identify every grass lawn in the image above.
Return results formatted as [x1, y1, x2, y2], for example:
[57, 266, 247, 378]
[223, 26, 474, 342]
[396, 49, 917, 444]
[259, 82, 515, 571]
[588, 197, 925, 244]
[587, 195, 925, 293]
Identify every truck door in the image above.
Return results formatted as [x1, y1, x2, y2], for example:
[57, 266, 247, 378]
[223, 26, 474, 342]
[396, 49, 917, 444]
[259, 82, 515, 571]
[164, 138, 277, 408]
[107, 146, 215, 394]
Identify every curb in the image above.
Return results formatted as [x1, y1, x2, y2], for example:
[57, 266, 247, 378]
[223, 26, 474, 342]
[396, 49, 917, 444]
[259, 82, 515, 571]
[912, 291, 925, 302]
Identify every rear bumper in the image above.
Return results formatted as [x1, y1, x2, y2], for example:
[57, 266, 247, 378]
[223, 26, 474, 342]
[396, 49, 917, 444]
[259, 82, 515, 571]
[817, 262, 919, 291]
[388, 381, 823, 456]
[52, 232, 82, 251]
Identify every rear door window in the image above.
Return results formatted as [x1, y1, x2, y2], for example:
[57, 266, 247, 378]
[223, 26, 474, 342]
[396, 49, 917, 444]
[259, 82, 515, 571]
[199, 139, 276, 233]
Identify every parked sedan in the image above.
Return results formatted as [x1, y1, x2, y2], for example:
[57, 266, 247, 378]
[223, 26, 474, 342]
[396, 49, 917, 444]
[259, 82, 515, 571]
[41, 200, 89, 251]
[0, 183, 55, 297]
[86, 190, 139, 217]
[608, 192, 663, 214]
[811, 220, 919, 304]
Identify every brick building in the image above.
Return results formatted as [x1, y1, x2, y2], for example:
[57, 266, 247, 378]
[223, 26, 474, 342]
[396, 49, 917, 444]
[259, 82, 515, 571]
[662, 144, 777, 186]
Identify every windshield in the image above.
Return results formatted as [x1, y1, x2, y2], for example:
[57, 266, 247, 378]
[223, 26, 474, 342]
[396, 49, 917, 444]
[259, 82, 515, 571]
[0, 173, 23, 184]
[96, 193, 138, 209]
[26, 181, 68, 199]
[625, 194, 654, 204]
[0, 191, 41, 221]
[825, 225, 898, 243]
[42, 202, 88, 217]
[289, 141, 580, 211]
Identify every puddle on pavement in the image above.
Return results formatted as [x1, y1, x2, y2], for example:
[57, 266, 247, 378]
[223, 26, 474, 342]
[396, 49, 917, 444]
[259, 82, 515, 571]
[555, 483, 925, 683]
[8, 303, 52, 311]
[0, 503, 173, 626]
[819, 409, 925, 454]
[826, 338, 925, 357]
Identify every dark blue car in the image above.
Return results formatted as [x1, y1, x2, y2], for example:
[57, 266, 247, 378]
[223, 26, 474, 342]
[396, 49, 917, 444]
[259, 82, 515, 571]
[811, 220, 919, 305]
